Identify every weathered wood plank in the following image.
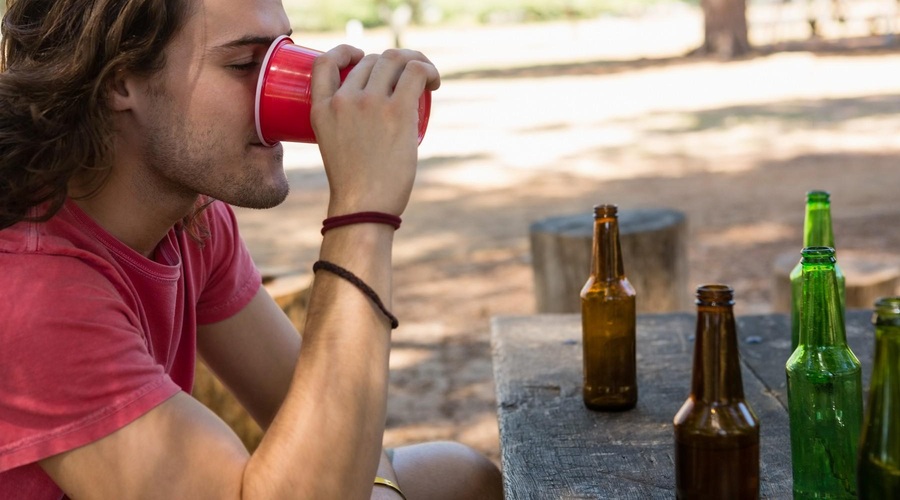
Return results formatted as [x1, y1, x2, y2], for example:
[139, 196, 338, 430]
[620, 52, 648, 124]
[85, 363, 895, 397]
[491, 311, 875, 499]
[735, 309, 874, 408]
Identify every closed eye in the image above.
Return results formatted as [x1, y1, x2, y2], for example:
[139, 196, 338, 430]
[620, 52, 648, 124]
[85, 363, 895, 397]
[228, 62, 260, 73]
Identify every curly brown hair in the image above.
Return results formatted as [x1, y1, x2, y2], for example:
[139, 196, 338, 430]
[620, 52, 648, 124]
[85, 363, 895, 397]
[0, 0, 192, 230]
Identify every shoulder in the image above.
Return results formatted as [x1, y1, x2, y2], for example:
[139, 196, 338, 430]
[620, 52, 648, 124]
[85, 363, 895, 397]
[0, 212, 138, 312]
[186, 201, 262, 324]
[0, 250, 138, 339]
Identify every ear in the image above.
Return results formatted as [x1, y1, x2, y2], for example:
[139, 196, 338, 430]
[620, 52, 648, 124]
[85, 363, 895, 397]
[106, 69, 143, 112]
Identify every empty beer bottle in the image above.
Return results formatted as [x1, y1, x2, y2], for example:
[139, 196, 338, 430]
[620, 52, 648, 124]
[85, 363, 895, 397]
[787, 246, 862, 500]
[790, 190, 845, 351]
[858, 297, 900, 499]
[674, 285, 760, 500]
[581, 204, 637, 411]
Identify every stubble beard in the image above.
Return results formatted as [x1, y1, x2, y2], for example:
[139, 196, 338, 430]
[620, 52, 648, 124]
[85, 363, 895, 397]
[142, 118, 291, 211]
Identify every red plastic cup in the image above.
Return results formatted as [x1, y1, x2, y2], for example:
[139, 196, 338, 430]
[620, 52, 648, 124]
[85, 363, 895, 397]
[255, 35, 432, 147]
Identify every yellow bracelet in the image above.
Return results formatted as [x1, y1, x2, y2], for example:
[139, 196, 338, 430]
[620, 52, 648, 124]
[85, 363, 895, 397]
[374, 476, 407, 500]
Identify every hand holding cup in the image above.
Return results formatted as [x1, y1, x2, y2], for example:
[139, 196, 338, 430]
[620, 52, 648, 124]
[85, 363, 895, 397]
[256, 37, 440, 218]
[255, 36, 433, 146]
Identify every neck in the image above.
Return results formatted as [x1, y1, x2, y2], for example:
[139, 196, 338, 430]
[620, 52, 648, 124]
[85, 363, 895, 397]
[804, 204, 835, 248]
[691, 304, 745, 404]
[69, 161, 199, 258]
[799, 264, 845, 347]
[591, 216, 624, 280]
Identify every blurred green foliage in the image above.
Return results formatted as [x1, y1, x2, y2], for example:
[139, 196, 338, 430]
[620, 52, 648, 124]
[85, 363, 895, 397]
[284, 0, 669, 32]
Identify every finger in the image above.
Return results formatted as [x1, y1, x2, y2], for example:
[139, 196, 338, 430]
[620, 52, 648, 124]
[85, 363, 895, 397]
[310, 44, 364, 99]
[338, 53, 379, 91]
[366, 49, 436, 95]
[391, 59, 441, 105]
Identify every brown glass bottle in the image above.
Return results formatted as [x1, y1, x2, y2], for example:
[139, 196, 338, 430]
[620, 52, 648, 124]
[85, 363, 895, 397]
[673, 285, 760, 500]
[580, 204, 637, 411]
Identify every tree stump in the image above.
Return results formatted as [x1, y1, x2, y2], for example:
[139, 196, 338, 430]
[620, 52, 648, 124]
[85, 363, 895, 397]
[771, 250, 900, 312]
[530, 208, 690, 314]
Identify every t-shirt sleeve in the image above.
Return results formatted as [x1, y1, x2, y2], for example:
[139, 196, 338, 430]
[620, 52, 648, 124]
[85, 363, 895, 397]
[0, 254, 181, 472]
[193, 201, 262, 325]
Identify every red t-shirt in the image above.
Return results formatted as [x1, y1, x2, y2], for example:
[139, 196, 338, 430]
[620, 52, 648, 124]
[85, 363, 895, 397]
[0, 200, 262, 498]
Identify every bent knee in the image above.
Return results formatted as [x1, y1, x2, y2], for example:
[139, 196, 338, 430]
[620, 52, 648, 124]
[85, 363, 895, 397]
[393, 441, 503, 500]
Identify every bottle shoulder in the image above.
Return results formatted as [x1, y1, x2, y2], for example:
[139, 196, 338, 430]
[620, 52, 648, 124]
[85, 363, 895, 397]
[674, 399, 759, 438]
[581, 275, 635, 295]
[581, 276, 635, 297]
[786, 346, 862, 375]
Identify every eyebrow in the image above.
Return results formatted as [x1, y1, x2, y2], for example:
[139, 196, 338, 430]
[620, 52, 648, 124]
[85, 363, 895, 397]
[209, 31, 293, 54]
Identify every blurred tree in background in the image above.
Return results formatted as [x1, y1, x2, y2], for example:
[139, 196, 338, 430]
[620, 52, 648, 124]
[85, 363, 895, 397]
[696, 0, 750, 57]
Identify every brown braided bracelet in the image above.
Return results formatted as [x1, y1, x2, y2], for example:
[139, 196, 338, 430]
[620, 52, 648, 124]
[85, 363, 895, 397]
[312, 260, 399, 329]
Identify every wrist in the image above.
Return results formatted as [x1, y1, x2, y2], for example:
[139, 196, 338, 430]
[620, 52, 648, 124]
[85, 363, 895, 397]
[321, 211, 401, 235]
[327, 198, 404, 219]
[374, 477, 407, 500]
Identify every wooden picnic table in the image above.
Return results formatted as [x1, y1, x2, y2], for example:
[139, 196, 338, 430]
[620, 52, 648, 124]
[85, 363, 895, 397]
[490, 310, 875, 499]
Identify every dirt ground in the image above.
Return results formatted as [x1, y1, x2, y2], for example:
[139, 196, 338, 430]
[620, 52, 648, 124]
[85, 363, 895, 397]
[233, 6, 900, 465]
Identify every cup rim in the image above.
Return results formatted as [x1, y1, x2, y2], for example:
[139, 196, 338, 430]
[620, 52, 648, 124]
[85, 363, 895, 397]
[255, 34, 293, 147]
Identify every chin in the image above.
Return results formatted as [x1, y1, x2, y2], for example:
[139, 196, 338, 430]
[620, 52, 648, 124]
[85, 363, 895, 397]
[237, 177, 290, 209]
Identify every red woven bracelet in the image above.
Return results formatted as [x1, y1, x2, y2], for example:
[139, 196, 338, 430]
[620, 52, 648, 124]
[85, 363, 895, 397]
[321, 211, 402, 235]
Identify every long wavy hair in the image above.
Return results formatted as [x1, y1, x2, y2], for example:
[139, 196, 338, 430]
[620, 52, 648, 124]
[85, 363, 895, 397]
[0, 0, 199, 234]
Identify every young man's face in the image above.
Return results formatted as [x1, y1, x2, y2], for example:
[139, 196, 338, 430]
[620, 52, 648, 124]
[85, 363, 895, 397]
[127, 0, 293, 209]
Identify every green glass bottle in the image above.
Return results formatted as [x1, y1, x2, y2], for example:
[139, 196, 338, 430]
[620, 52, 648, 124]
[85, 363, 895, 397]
[674, 285, 759, 499]
[858, 297, 900, 499]
[786, 246, 862, 500]
[790, 190, 845, 352]
[580, 204, 637, 411]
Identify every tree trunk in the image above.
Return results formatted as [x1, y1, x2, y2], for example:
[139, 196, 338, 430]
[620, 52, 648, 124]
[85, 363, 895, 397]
[407, 0, 422, 24]
[698, 0, 751, 58]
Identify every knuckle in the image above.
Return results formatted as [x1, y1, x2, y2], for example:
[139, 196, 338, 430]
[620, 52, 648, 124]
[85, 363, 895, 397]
[380, 48, 406, 62]
[404, 59, 432, 77]
[311, 55, 332, 72]
[329, 91, 354, 109]
[361, 53, 380, 65]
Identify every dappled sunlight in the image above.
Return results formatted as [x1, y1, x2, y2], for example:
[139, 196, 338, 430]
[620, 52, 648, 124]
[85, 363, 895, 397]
[457, 413, 502, 454]
[389, 346, 435, 370]
[403, 51, 900, 197]
[392, 232, 461, 263]
[699, 222, 795, 247]
[383, 422, 456, 447]
[418, 161, 529, 189]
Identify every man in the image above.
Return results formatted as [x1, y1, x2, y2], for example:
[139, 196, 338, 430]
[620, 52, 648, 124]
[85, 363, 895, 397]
[0, 0, 503, 498]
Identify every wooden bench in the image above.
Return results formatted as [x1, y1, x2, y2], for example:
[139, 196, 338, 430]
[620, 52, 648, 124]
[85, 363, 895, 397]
[529, 208, 690, 314]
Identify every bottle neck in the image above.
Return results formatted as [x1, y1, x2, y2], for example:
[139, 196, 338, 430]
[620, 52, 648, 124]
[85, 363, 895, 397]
[872, 298, 900, 369]
[803, 201, 835, 248]
[799, 260, 846, 347]
[591, 216, 625, 281]
[691, 303, 745, 404]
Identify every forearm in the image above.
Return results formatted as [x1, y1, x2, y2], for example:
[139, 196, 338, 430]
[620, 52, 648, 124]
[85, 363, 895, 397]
[243, 224, 396, 498]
